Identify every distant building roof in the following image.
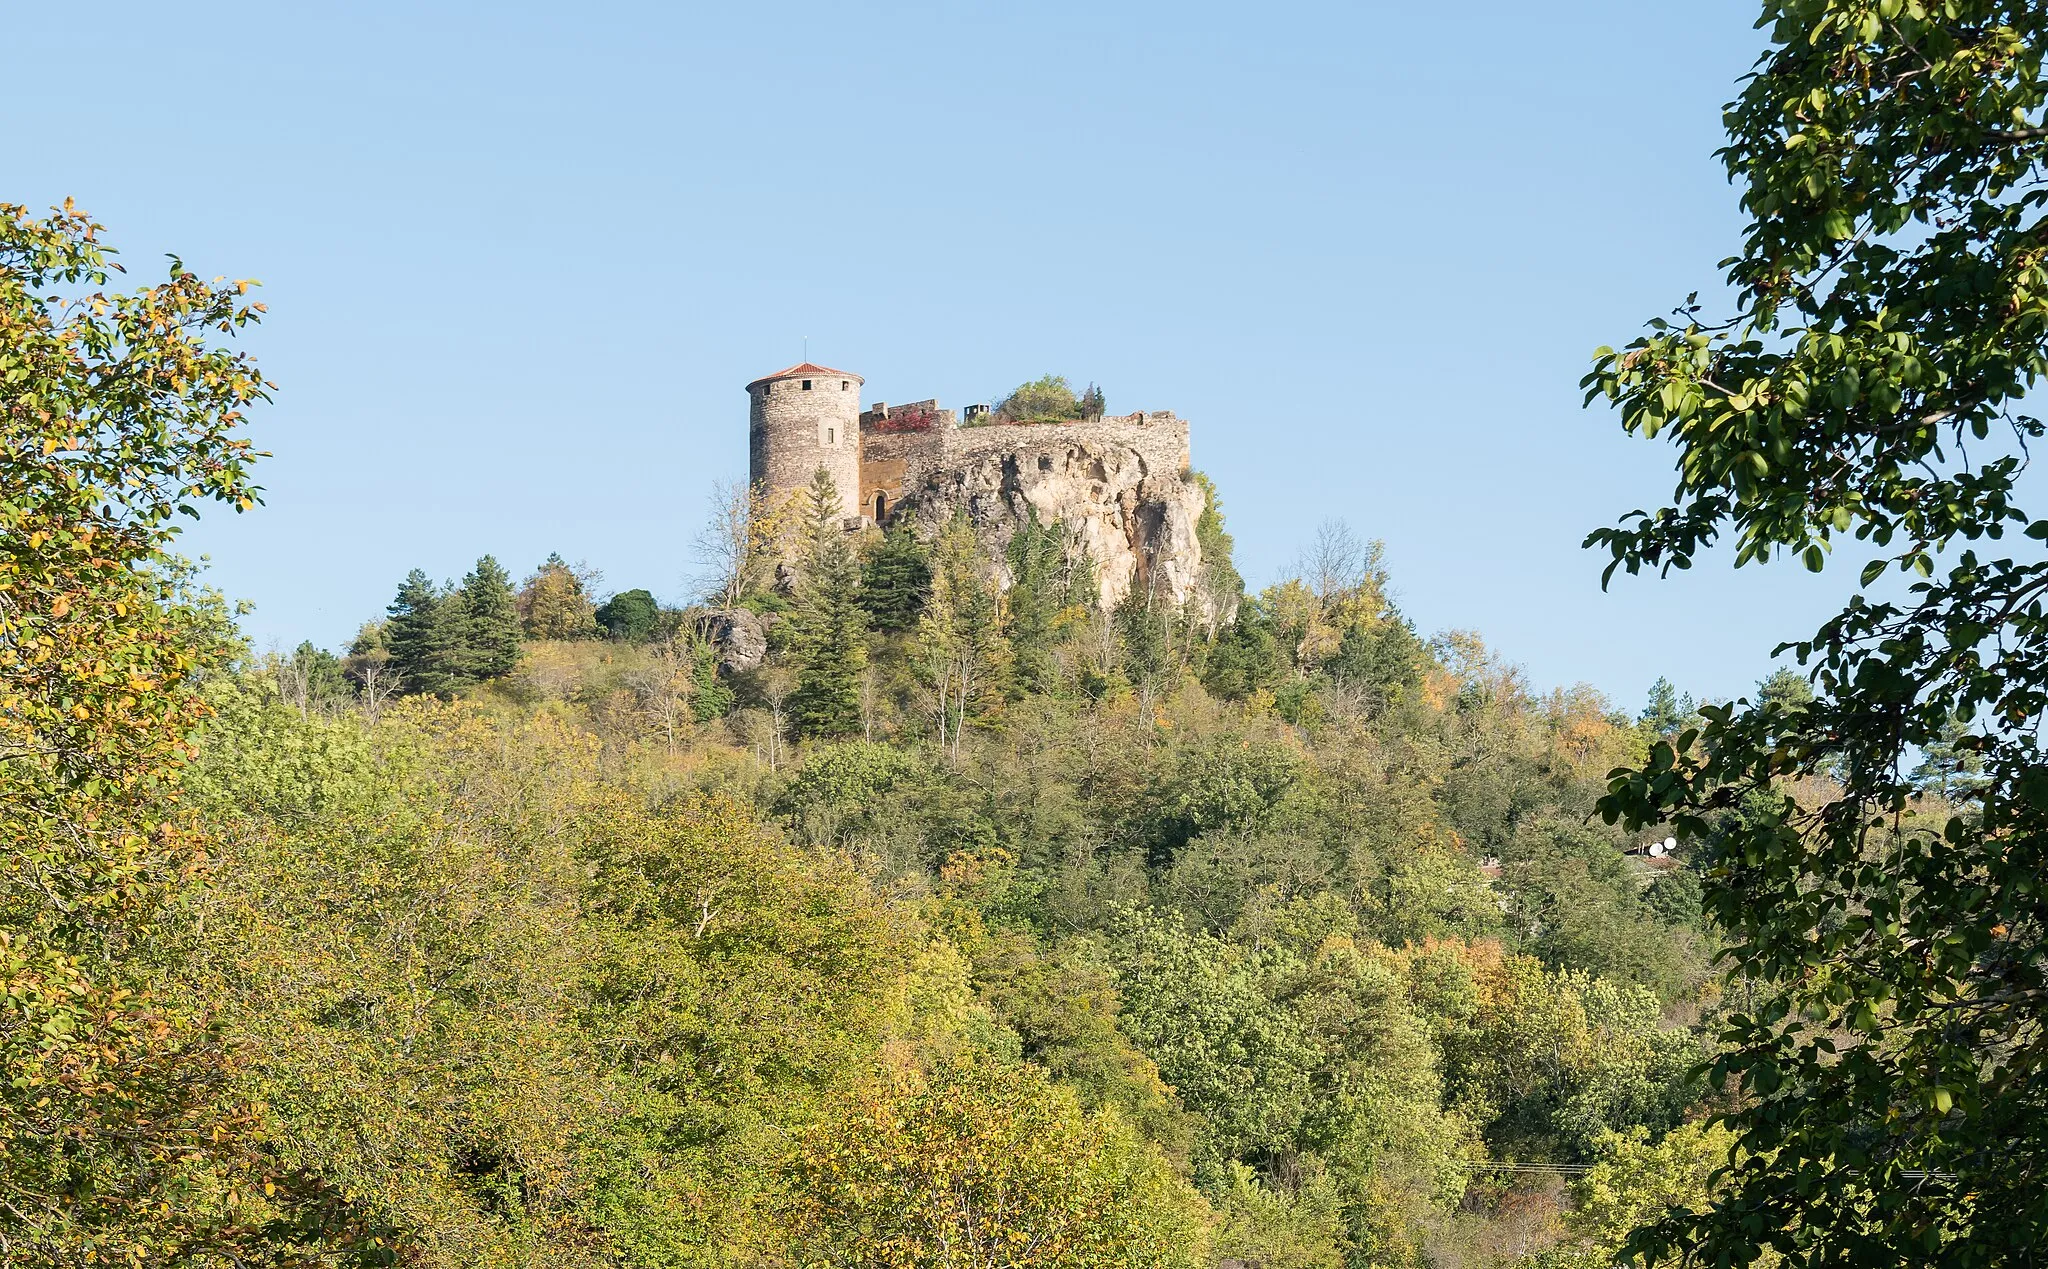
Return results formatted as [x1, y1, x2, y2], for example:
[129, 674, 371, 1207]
[746, 362, 863, 390]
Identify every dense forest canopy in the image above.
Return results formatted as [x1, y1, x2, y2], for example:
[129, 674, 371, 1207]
[161, 497, 1751, 1269]
[1, 197, 1743, 1265]
[9, 3, 2048, 1266]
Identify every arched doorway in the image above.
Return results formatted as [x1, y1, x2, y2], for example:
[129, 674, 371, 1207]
[874, 492, 888, 521]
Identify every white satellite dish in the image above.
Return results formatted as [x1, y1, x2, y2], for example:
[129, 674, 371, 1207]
[1649, 842, 1666, 857]
[1664, 836, 1678, 853]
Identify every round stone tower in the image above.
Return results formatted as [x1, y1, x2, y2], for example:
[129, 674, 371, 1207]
[747, 362, 864, 521]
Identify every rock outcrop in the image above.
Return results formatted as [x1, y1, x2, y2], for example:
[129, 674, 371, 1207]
[895, 428, 1210, 616]
[704, 607, 768, 673]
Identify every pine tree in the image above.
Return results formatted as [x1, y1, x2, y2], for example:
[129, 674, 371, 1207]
[1638, 676, 1683, 735]
[1910, 715, 1988, 801]
[861, 521, 930, 633]
[386, 569, 476, 697]
[459, 554, 522, 679]
[789, 469, 869, 739]
[1114, 585, 1174, 713]
[689, 639, 736, 722]
[1326, 612, 1425, 703]
[796, 466, 842, 556]
[386, 569, 444, 696]
[423, 587, 474, 697]
[1006, 510, 1070, 695]
[1078, 382, 1106, 418]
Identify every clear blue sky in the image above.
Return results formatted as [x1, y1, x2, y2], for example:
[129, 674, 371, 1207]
[12, 0, 1847, 710]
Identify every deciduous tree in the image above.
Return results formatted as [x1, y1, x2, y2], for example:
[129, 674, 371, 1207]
[594, 586, 660, 642]
[918, 514, 1011, 761]
[1586, 4, 2048, 1259]
[519, 552, 599, 639]
[782, 1056, 1210, 1268]
[0, 200, 328, 1264]
[695, 478, 781, 611]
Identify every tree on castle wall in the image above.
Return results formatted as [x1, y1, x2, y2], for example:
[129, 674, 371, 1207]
[994, 375, 1105, 424]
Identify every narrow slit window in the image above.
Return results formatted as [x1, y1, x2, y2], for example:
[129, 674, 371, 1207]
[826, 427, 835, 445]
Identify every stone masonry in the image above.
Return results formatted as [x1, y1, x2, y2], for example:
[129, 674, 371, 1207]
[748, 365, 1211, 613]
[747, 362, 863, 522]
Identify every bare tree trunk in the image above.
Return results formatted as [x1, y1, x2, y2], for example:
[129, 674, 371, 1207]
[859, 663, 878, 742]
[277, 652, 311, 719]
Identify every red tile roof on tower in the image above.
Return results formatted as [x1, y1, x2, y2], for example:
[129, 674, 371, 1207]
[746, 362, 863, 389]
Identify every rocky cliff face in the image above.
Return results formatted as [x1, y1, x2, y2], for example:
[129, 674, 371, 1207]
[895, 430, 1211, 615]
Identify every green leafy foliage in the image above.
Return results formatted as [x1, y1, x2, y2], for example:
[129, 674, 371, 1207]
[1586, 3, 2048, 1260]
[520, 552, 600, 639]
[994, 374, 1103, 423]
[595, 586, 661, 641]
[14, 203, 1740, 1261]
[0, 200, 323, 1265]
[781, 1056, 1209, 1268]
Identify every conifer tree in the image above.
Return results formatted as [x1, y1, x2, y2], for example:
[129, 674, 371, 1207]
[386, 569, 446, 695]
[1325, 612, 1425, 704]
[1006, 510, 1073, 696]
[1909, 715, 1988, 801]
[861, 521, 931, 633]
[384, 569, 475, 698]
[459, 554, 522, 679]
[1637, 676, 1684, 736]
[1191, 472, 1244, 621]
[789, 469, 869, 739]
[1114, 585, 1174, 714]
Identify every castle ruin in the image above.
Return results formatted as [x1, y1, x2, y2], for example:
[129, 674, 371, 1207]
[746, 362, 1212, 612]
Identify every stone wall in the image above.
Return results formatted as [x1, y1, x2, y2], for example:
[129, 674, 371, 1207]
[867, 408, 1210, 613]
[858, 399, 954, 432]
[750, 373, 862, 519]
[859, 428, 946, 522]
[941, 411, 1189, 479]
